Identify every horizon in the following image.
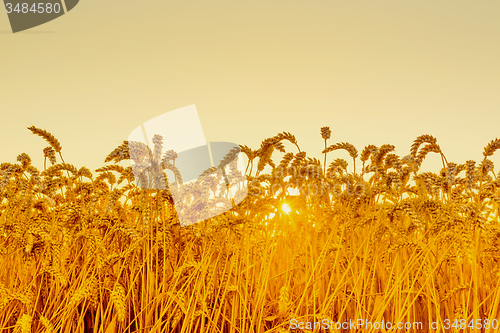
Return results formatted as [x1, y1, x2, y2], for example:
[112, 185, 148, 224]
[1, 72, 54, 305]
[1, 0, 499, 174]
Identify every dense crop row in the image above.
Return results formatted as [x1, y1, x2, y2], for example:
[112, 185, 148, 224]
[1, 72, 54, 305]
[1, 126, 500, 332]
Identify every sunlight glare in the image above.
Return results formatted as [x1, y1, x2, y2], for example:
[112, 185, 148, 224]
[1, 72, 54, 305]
[281, 203, 291, 214]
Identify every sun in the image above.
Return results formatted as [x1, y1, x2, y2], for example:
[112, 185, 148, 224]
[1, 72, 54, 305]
[281, 203, 292, 214]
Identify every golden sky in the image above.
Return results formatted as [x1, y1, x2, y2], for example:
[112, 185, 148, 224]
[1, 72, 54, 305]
[1, 0, 499, 173]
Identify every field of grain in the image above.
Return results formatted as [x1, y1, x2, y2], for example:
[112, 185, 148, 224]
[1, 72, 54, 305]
[1, 126, 500, 332]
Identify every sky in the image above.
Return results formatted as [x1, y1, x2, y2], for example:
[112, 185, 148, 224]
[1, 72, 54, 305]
[1, 0, 499, 174]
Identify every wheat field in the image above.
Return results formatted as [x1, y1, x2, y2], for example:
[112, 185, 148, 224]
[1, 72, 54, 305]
[1, 126, 500, 332]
